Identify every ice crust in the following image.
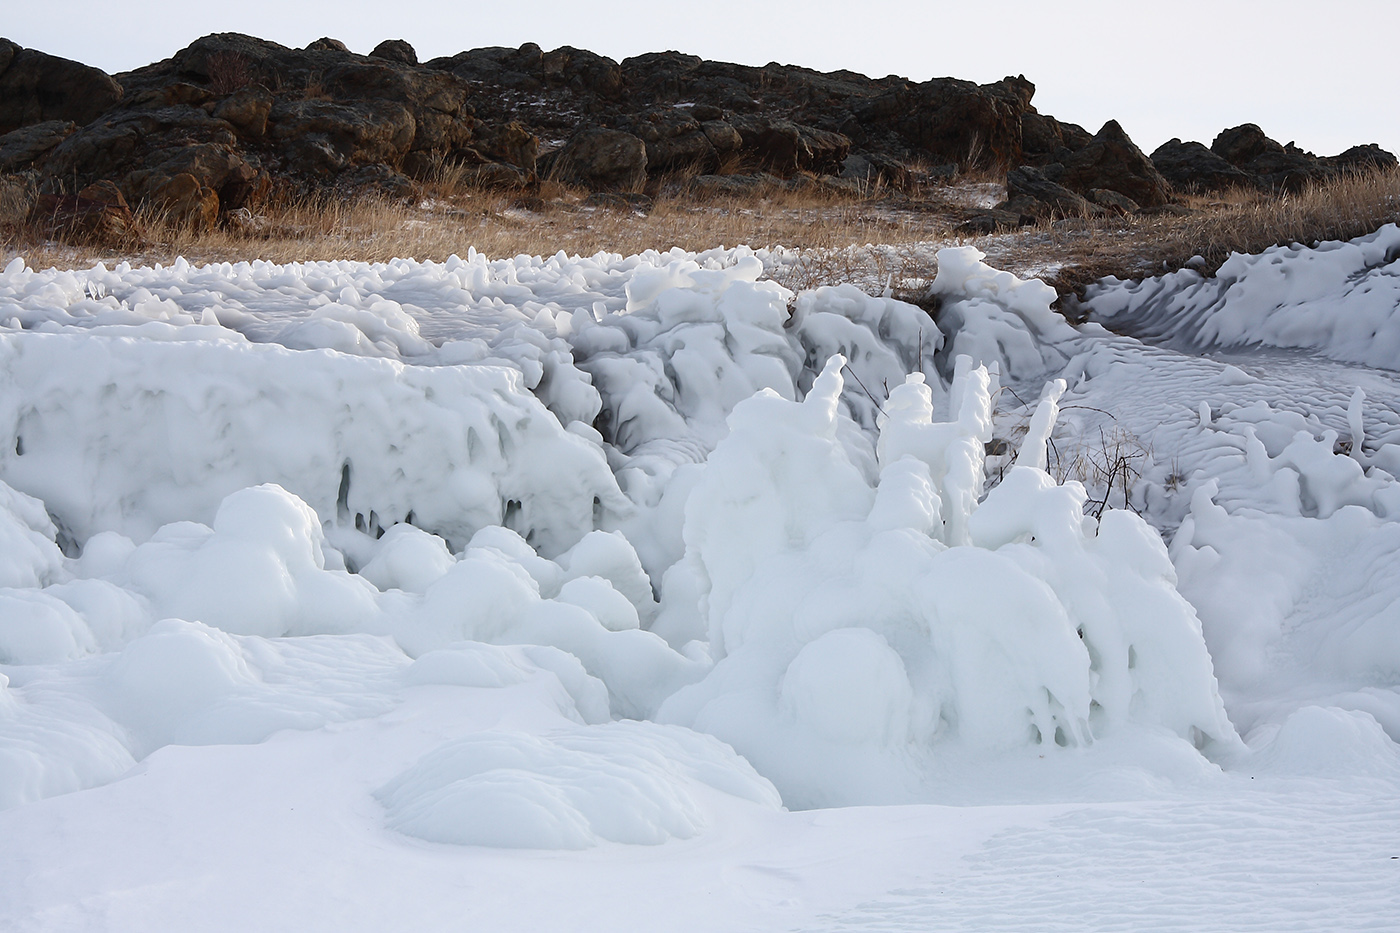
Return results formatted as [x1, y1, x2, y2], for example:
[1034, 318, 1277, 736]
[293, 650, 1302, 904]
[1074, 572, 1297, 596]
[2, 239, 1399, 855]
[1084, 222, 1400, 369]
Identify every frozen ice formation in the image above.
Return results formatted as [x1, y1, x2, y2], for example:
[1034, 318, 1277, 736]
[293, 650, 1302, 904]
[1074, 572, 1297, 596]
[2, 236, 1398, 847]
[658, 356, 1237, 806]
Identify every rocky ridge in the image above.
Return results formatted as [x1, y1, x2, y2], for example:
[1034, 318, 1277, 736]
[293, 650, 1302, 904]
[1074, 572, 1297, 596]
[1, 33, 1395, 240]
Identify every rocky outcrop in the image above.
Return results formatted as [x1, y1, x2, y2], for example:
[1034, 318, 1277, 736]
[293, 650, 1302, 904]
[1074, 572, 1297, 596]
[1153, 124, 1398, 194]
[1020, 112, 1092, 167]
[0, 31, 1393, 238]
[1210, 124, 1321, 191]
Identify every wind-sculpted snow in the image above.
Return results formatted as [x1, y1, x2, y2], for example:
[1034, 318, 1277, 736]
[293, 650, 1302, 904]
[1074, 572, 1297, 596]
[1083, 223, 1400, 369]
[377, 721, 781, 849]
[2, 230, 1400, 907]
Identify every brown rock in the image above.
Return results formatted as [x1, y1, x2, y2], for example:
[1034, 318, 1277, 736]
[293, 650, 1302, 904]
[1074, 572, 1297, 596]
[304, 38, 350, 53]
[700, 121, 742, 155]
[0, 40, 123, 134]
[0, 173, 37, 227]
[151, 172, 218, 230]
[474, 122, 540, 174]
[370, 39, 418, 66]
[213, 87, 272, 137]
[546, 126, 647, 190]
[27, 181, 135, 241]
[269, 99, 416, 170]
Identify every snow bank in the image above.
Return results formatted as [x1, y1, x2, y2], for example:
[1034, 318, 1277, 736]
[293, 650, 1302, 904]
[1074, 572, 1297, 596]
[377, 721, 781, 849]
[1084, 223, 1400, 369]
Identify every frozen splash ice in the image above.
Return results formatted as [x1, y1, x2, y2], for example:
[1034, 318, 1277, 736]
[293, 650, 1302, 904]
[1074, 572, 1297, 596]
[659, 355, 1238, 807]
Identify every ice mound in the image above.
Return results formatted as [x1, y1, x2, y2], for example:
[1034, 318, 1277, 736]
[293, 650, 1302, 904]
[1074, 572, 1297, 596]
[659, 355, 1237, 807]
[376, 721, 781, 849]
[1247, 706, 1400, 780]
[1084, 223, 1400, 369]
[0, 331, 627, 554]
[0, 669, 134, 810]
[100, 619, 403, 757]
[926, 246, 1078, 382]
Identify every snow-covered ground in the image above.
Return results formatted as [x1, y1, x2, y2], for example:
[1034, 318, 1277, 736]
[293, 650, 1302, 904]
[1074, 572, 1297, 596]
[2, 228, 1398, 930]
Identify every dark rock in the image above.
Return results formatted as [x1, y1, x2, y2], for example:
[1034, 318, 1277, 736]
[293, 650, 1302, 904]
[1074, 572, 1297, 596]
[545, 126, 647, 190]
[699, 120, 742, 156]
[39, 106, 254, 207]
[1150, 138, 1251, 192]
[1211, 124, 1320, 191]
[0, 120, 77, 172]
[1211, 123, 1272, 167]
[1056, 120, 1171, 207]
[370, 39, 418, 66]
[304, 38, 350, 53]
[473, 122, 539, 174]
[1021, 112, 1092, 166]
[956, 208, 1025, 235]
[1001, 165, 1099, 220]
[540, 46, 622, 97]
[728, 115, 849, 175]
[0, 40, 124, 134]
[629, 108, 717, 173]
[1328, 143, 1398, 174]
[1086, 188, 1140, 214]
[858, 74, 1034, 170]
[212, 88, 272, 138]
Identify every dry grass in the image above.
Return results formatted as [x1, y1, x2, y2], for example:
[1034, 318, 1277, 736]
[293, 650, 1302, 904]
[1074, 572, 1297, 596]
[1028, 165, 1400, 300]
[4, 164, 1397, 304]
[1, 171, 958, 272]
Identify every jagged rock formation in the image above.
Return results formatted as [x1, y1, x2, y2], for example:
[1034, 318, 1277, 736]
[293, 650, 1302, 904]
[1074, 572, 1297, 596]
[0, 33, 1393, 239]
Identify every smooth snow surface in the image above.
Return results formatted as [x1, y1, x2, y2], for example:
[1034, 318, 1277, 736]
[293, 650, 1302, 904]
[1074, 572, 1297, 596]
[2, 238, 1398, 930]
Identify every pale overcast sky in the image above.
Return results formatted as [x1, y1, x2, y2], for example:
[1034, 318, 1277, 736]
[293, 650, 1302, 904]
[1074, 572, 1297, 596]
[7, 0, 1396, 158]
